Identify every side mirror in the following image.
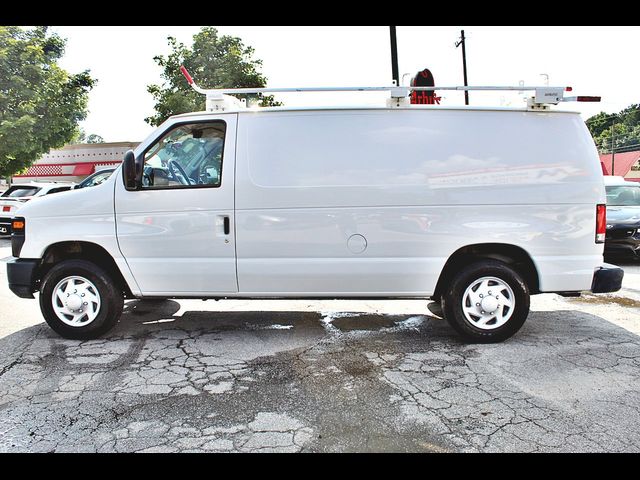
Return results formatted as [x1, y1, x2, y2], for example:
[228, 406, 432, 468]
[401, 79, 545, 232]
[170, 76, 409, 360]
[122, 149, 143, 191]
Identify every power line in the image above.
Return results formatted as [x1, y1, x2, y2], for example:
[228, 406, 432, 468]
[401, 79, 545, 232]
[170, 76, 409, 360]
[597, 136, 640, 146]
[600, 141, 640, 149]
[599, 143, 640, 153]
[596, 131, 638, 140]
[596, 135, 640, 147]
[596, 133, 640, 144]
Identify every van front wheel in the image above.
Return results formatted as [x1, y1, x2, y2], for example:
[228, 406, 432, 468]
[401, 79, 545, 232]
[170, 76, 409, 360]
[39, 259, 124, 340]
[441, 260, 529, 343]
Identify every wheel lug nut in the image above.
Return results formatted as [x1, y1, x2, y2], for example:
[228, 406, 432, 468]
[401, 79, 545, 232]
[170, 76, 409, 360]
[476, 303, 480, 307]
[83, 302, 87, 306]
[479, 294, 483, 298]
[481, 310, 485, 314]
[81, 293, 85, 297]
[488, 291, 492, 295]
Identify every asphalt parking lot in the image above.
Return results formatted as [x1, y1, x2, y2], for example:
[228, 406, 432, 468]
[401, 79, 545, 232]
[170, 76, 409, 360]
[1, 236, 640, 452]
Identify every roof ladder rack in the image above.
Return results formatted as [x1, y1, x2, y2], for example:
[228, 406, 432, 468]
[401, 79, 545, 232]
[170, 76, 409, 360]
[180, 66, 600, 111]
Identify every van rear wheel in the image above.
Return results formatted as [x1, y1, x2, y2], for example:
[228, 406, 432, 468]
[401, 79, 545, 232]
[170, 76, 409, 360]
[39, 259, 124, 340]
[441, 260, 529, 343]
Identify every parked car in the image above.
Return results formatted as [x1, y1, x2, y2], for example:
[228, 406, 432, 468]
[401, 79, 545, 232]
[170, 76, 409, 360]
[6, 84, 622, 343]
[0, 182, 75, 235]
[603, 176, 640, 260]
[73, 168, 116, 189]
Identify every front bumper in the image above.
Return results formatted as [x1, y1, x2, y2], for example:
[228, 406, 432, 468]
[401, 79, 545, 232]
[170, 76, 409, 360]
[0, 217, 11, 235]
[6, 258, 39, 298]
[591, 263, 624, 293]
[604, 227, 640, 259]
[604, 241, 640, 258]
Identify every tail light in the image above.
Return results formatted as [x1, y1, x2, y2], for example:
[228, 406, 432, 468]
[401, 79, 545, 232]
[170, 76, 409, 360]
[596, 204, 606, 243]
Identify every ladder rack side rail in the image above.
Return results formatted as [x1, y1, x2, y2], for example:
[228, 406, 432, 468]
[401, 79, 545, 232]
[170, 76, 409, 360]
[192, 85, 565, 95]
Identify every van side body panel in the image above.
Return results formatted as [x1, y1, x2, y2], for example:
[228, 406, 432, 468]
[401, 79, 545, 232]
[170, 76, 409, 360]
[235, 109, 604, 295]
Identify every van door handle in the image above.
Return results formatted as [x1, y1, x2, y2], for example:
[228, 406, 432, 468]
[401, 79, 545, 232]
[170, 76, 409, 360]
[223, 216, 230, 235]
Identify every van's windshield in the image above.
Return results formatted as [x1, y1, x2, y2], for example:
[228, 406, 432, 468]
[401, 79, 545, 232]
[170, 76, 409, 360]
[606, 185, 640, 206]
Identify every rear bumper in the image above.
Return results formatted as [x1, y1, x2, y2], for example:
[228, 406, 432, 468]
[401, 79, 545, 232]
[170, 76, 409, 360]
[591, 263, 624, 293]
[6, 258, 39, 299]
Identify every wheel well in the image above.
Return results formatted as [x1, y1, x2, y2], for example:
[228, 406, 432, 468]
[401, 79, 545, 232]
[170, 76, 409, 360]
[433, 243, 540, 299]
[38, 241, 133, 298]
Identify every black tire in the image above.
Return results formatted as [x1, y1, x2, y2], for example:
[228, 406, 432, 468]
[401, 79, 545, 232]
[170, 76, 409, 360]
[39, 259, 124, 340]
[441, 260, 530, 343]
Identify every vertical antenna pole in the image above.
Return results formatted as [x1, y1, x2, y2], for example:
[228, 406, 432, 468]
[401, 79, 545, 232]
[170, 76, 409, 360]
[461, 30, 469, 105]
[611, 121, 616, 175]
[455, 30, 469, 105]
[389, 26, 399, 85]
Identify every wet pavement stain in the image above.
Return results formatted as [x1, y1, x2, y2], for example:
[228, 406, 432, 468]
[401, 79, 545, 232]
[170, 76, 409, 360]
[567, 294, 640, 309]
[331, 313, 400, 331]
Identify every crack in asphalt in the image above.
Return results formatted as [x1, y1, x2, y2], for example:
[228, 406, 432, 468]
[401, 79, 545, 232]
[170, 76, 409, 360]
[0, 300, 639, 452]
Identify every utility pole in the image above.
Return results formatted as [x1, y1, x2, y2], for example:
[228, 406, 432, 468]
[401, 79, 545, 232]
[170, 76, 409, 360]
[455, 29, 469, 105]
[389, 26, 399, 86]
[611, 121, 616, 175]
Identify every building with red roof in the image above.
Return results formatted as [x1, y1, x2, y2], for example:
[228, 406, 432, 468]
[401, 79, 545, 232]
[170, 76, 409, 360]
[12, 142, 139, 184]
[600, 150, 640, 182]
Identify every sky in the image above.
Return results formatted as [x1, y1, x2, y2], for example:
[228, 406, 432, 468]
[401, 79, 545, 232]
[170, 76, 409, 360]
[49, 26, 640, 143]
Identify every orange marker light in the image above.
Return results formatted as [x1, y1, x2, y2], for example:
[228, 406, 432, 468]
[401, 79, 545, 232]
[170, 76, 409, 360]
[12, 220, 25, 231]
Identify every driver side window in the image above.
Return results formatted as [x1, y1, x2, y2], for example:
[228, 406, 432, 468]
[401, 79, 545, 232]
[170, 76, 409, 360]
[141, 121, 226, 189]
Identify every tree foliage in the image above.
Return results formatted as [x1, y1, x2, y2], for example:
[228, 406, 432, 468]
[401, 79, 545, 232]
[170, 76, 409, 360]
[72, 128, 104, 144]
[145, 27, 280, 126]
[86, 134, 104, 144]
[0, 26, 95, 177]
[586, 104, 640, 154]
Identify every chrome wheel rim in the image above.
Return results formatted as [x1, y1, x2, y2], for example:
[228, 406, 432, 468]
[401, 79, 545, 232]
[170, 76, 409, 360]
[51, 276, 101, 327]
[462, 276, 515, 330]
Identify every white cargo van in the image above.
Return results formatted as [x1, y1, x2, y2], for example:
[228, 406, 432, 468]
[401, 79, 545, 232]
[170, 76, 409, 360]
[6, 80, 623, 342]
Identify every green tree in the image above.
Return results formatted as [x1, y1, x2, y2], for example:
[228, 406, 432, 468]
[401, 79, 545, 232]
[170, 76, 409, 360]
[145, 27, 280, 126]
[71, 128, 104, 144]
[587, 104, 640, 154]
[86, 133, 104, 144]
[585, 111, 615, 138]
[0, 26, 95, 177]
